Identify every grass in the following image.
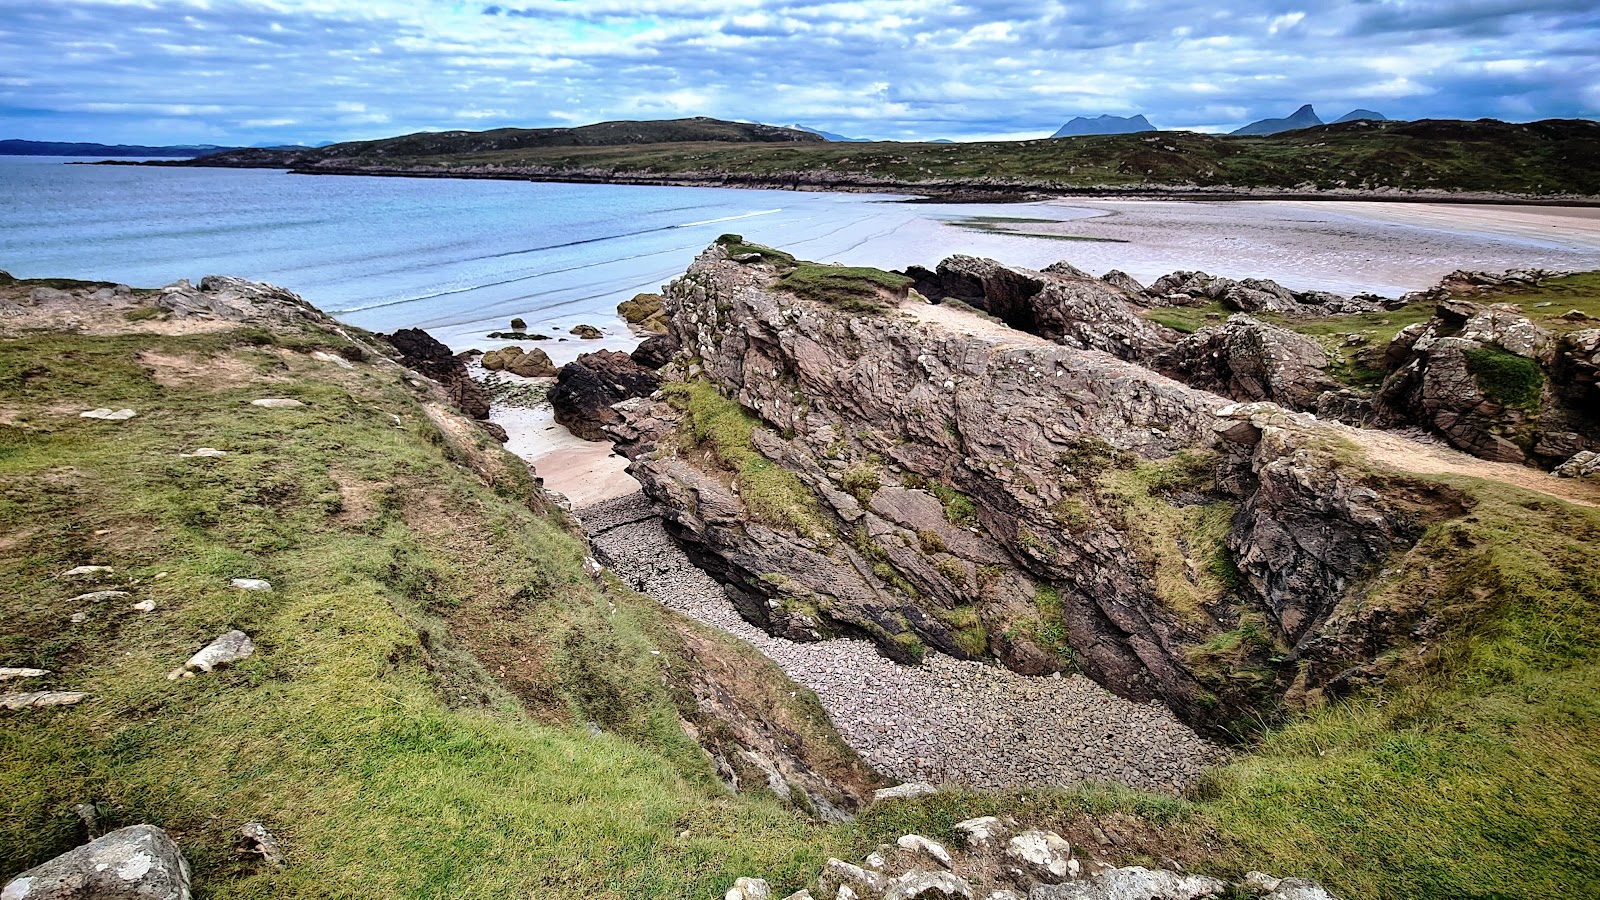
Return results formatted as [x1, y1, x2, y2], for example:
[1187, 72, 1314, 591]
[661, 379, 829, 539]
[1140, 303, 1228, 335]
[0, 326, 863, 898]
[926, 482, 978, 527]
[1464, 348, 1545, 408]
[776, 265, 912, 315]
[714, 233, 799, 268]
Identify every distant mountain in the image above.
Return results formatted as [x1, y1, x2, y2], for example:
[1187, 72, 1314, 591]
[0, 139, 236, 157]
[1051, 114, 1156, 137]
[1335, 109, 1389, 124]
[791, 124, 872, 142]
[1231, 104, 1324, 136]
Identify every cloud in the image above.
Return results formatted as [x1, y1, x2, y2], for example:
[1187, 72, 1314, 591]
[0, 0, 1594, 145]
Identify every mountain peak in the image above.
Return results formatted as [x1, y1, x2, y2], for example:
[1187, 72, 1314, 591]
[1051, 114, 1156, 138]
[1230, 104, 1325, 136]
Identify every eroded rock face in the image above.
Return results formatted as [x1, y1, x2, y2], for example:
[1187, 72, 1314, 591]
[387, 328, 493, 420]
[550, 350, 662, 441]
[632, 332, 680, 370]
[1155, 316, 1338, 411]
[1374, 301, 1599, 465]
[614, 244, 1444, 729]
[2, 824, 191, 900]
[1146, 272, 1377, 316]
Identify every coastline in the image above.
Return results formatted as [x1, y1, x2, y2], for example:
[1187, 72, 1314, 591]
[109, 159, 1600, 207]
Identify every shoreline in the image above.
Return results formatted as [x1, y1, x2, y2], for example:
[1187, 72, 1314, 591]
[101, 159, 1600, 207]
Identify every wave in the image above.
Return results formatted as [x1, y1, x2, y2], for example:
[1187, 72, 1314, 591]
[673, 209, 782, 228]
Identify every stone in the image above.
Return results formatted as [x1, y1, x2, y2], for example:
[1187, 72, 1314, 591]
[1154, 316, 1338, 411]
[79, 408, 136, 421]
[178, 448, 226, 458]
[167, 630, 254, 680]
[0, 691, 88, 710]
[618, 293, 670, 334]
[1100, 270, 1145, 296]
[819, 859, 888, 900]
[725, 877, 772, 900]
[984, 893, 1024, 900]
[310, 350, 355, 369]
[1555, 450, 1600, 478]
[1004, 830, 1076, 882]
[0, 667, 49, 681]
[882, 870, 973, 900]
[249, 398, 304, 409]
[1261, 880, 1336, 900]
[67, 591, 129, 604]
[873, 782, 938, 802]
[237, 823, 285, 869]
[548, 350, 662, 441]
[781, 892, 816, 900]
[570, 323, 604, 339]
[230, 578, 272, 592]
[61, 566, 114, 578]
[72, 804, 100, 839]
[0, 824, 191, 900]
[1242, 872, 1281, 894]
[896, 835, 953, 869]
[631, 333, 680, 369]
[387, 327, 495, 419]
[1029, 867, 1226, 900]
[953, 817, 1009, 849]
[132, 600, 156, 613]
[505, 347, 558, 378]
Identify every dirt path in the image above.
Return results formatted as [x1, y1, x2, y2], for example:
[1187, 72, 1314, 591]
[1339, 426, 1600, 508]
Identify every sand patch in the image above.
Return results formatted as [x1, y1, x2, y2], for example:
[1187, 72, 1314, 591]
[137, 350, 278, 389]
[329, 467, 379, 526]
[491, 404, 637, 508]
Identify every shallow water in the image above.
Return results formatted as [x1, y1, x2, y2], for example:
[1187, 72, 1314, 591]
[5, 156, 1599, 360]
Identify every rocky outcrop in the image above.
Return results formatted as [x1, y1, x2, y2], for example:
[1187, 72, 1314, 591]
[903, 256, 1166, 360]
[613, 243, 1448, 729]
[1374, 301, 1600, 465]
[2, 825, 192, 900]
[550, 350, 662, 441]
[480, 345, 557, 378]
[632, 332, 680, 370]
[728, 816, 1338, 900]
[1155, 316, 1339, 411]
[617, 292, 669, 334]
[1145, 271, 1378, 316]
[386, 328, 493, 420]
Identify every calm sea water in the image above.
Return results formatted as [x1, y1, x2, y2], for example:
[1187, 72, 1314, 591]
[6, 156, 1599, 355]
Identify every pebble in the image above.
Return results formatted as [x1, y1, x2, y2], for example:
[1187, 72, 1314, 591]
[581, 493, 1220, 793]
[180, 448, 227, 458]
[231, 578, 272, 591]
[79, 408, 136, 420]
[61, 566, 114, 578]
[250, 398, 305, 408]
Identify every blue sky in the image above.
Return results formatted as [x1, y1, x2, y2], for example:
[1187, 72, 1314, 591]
[1, 0, 1596, 145]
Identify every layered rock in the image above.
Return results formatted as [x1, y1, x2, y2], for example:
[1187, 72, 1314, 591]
[1145, 271, 1378, 315]
[612, 243, 1448, 728]
[550, 350, 662, 441]
[1374, 301, 1600, 464]
[387, 328, 494, 420]
[1154, 315, 1339, 411]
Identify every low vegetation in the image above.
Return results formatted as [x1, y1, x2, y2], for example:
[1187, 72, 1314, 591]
[776, 265, 913, 314]
[1464, 347, 1546, 408]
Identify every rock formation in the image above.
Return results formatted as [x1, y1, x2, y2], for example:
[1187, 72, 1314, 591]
[1154, 316, 1339, 411]
[386, 328, 494, 420]
[2, 825, 192, 900]
[618, 292, 669, 334]
[611, 242, 1456, 730]
[481, 345, 558, 378]
[1144, 271, 1378, 316]
[550, 350, 662, 441]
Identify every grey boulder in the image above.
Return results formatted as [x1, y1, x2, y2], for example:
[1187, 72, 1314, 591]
[1, 824, 190, 900]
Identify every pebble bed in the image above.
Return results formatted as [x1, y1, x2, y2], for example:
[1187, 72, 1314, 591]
[580, 492, 1222, 794]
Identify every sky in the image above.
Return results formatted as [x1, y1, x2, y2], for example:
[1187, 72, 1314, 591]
[1, 0, 1597, 146]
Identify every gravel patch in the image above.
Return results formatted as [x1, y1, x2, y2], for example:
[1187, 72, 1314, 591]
[580, 492, 1222, 794]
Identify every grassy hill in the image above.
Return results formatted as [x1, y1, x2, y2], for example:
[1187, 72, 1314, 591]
[187, 117, 1600, 198]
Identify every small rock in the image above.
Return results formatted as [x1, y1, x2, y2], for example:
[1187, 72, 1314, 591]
[238, 822, 286, 869]
[0, 691, 88, 710]
[953, 816, 1009, 849]
[61, 566, 114, 578]
[179, 448, 227, 458]
[231, 578, 272, 592]
[1004, 830, 1076, 882]
[0, 824, 190, 900]
[883, 870, 973, 900]
[1263, 879, 1339, 900]
[69, 613, 88, 624]
[820, 859, 889, 900]
[983, 892, 1023, 900]
[72, 802, 101, 839]
[897, 835, 953, 869]
[873, 782, 938, 802]
[311, 350, 355, 369]
[132, 600, 156, 612]
[0, 667, 49, 681]
[79, 408, 137, 421]
[167, 630, 254, 680]
[570, 324, 604, 339]
[1243, 872, 1282, 894]
[864, 851, 888, 870]
[725, 876, 772, 900]
[68, 591, 129, 604]
[1030, 866, 1226, 900]
[781, 892, 816, 900]
[250, 398, 305, 409]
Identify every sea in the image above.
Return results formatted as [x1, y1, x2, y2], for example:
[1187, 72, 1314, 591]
[5, 155, 1599, 357]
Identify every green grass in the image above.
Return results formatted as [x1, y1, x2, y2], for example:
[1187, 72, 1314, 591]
[1464, 348, 1545, 408]
[1141, 303, 1228, 335]
[714, 233, 799, 268]
[776, 265, 913, 314]
[661, 379, 829, 539]
[0, 328, 860, 898]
